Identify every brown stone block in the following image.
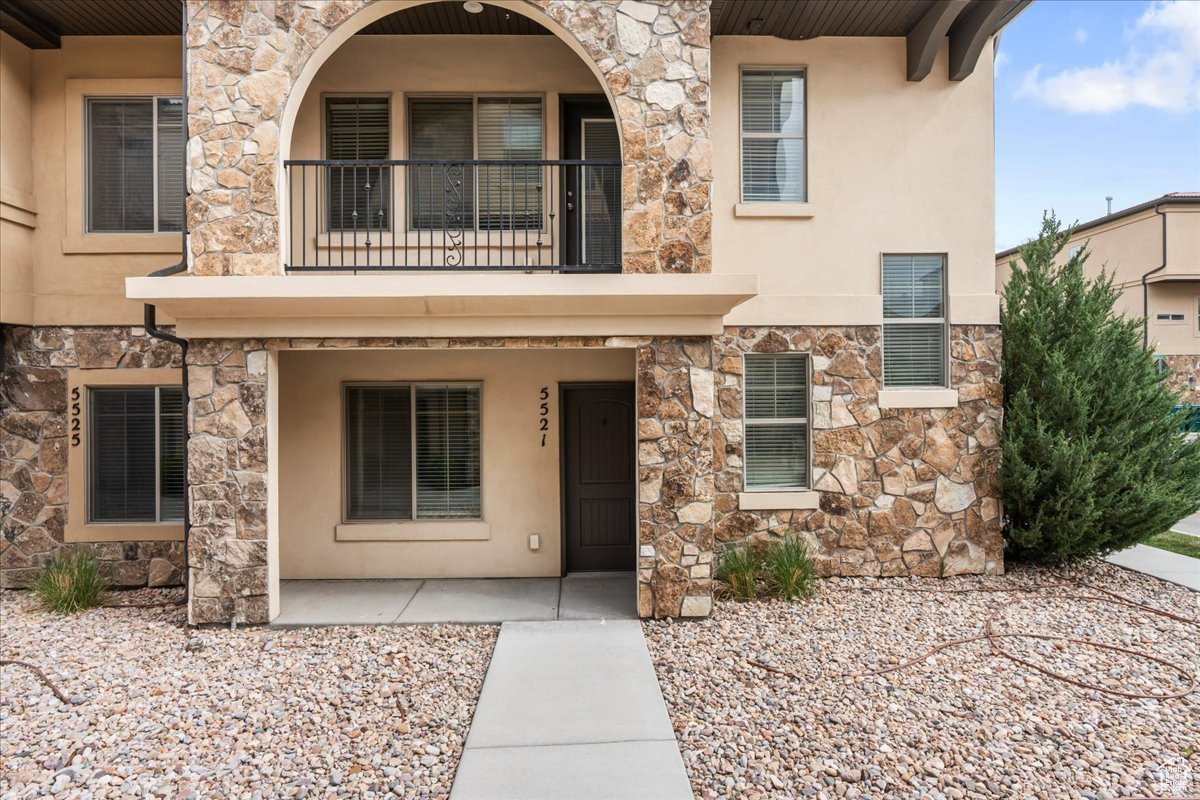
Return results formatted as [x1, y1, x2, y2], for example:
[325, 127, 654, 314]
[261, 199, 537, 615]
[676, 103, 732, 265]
[814, 428, 866, 455]
[651, 563, 688, 617]
[3, 366, 66, 412]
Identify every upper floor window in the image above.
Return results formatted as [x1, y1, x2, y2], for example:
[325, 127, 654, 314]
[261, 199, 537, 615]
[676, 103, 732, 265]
[89, 386, 184, 523]
[408, 96, 543, 230]
[882, 254, 947, 388]
[86, 97, 183, 233]
[743, 354, 809, 490]
[326, 96, 391, 231]
[740, 68, 806, 203]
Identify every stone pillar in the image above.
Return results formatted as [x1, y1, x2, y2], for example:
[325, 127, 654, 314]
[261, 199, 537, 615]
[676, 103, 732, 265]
[185, 0, 712, 275]
[186, 339, 270, 624]
[636, 338, 715, 618]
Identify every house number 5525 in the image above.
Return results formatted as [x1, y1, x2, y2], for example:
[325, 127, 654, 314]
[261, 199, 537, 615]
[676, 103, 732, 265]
[539, 387, 549, 447]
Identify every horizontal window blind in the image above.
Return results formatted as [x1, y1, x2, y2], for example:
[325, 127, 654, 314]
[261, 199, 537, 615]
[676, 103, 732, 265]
[88, 99, 155, 232]
[89, 388, 157, 523]
[477, 98, 542, 230]
[326, 97, 390, 231]
[346, 386, 413, 520]
[155, 97, 185, 233]
[882, 255, 947, 387]
[415, 386, 481, 519]
[409, 98, 474, 230]
[158, 387, 185, 523]
[741, 69, 806, 203]
[744, 354, 809, 490]
[582, 119, 620, 265]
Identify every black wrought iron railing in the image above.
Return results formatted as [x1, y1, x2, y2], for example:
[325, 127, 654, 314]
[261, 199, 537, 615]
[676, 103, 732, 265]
[284, 159, 621, 272]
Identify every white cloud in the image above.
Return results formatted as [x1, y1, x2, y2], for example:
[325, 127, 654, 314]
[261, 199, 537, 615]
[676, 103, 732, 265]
[994, 50, 1010, 76]
[1074, 27, 1088, 44]
[1017, 0, 1200, 113]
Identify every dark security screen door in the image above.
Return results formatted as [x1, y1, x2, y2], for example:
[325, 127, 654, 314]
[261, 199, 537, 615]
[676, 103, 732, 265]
[562, 384, 636, 572]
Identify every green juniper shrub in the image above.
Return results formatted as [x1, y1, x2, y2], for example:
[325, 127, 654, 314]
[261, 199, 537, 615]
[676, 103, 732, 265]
[715, 544, 760, 601]
[33, 550, 109, 614]
[1000, 213, 1200, 563]
[762, 536, 817, 600]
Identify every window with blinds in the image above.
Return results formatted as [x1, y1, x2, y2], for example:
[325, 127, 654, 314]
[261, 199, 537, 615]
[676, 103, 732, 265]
[743, 354, 809, 490]
[325, 97, 391, 231]
[408, 96, 543, 230]
[88, 386, 184, 523]
[86, 97, 184, 233]
[740, 69, 806, 203]
[882, 254, 947, 387]
[345, 384, 481, 521]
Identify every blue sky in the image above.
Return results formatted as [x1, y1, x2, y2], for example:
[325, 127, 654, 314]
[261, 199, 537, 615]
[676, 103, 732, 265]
[995, 0, 1200, 249]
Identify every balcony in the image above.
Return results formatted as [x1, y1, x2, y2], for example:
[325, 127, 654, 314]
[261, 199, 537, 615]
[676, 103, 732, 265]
[284, 159, 621, 273]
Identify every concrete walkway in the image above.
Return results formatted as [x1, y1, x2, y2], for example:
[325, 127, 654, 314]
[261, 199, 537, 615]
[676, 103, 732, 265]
[449, 620, 692, 800]
[1171, 511, 1200, 537]
[1106, 544, 1199, 591]
[272, 574, 635, 626]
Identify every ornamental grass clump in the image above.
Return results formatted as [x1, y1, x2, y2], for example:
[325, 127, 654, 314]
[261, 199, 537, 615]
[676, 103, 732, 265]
[716, 536, 816, 602]
[33, 550, 109, 614]
[762, 536, 817, 600]
[715, 544, 760, 601]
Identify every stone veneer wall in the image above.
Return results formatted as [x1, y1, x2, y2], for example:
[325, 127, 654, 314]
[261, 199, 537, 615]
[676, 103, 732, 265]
[1, 326, 186, 588]
[712, 325, 1004, 577]
[185, 335, 716, 625]
[185, 0, 712, 275]
[1162, 355, 1200, 405]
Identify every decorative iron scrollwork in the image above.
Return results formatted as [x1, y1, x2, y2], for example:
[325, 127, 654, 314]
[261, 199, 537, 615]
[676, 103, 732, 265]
[443, 162, 465, 267]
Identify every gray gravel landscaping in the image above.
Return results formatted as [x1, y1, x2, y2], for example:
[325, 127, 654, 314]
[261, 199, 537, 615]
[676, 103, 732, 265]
[645, 562, 1200, 800]
[0, 591, 496, 799]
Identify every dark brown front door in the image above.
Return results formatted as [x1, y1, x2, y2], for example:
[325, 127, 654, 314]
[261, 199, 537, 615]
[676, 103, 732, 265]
[562, 383, 636, 572]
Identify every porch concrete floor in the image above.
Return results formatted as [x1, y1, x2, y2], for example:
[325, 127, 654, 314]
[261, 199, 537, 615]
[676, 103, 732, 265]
[272, 574, 635, 626]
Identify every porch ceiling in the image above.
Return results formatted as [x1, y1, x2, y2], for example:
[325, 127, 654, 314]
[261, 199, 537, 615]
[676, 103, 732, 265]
[125, 273, 758, 338]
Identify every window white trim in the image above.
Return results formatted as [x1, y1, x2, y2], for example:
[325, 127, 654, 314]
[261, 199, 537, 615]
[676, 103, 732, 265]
[742, 353, 811, 492]
[881, 252, 950, 389]
[739, 66, 808, 204]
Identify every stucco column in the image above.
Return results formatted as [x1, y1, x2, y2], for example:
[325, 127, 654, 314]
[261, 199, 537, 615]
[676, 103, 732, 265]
[636, 339, 715, 617]
[186, 339, 270, 625]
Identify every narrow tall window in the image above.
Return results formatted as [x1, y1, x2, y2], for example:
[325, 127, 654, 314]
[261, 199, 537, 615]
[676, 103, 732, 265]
[325, 97, 391, 231]
[89, 387, 184, 523]
[882, 254, 947, 387]
[87, 97, 184, 233]
[743, 354, 809, 490]
[408, 96, 543, 230]
[740, 69, 806, 203]
[345, 385, 481, 521]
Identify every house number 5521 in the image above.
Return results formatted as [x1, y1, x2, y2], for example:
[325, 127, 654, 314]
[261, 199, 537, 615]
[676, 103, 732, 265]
[539, 387, 549, 447]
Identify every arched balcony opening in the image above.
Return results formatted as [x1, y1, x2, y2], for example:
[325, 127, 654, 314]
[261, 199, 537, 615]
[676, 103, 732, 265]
[281, 1, 622, 273]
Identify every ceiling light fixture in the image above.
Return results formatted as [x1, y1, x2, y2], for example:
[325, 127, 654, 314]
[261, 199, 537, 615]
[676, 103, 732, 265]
[463, 1, 484, 13]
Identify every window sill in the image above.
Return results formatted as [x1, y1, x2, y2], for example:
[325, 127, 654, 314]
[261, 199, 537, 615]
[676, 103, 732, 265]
[738, 491, 819, 511]
[62, 232, 183, 255]
[65, 522, 183, 543]
[734, 203, 815, 219]
[878, 388, 958, 409]
[335, 520, 490, 542]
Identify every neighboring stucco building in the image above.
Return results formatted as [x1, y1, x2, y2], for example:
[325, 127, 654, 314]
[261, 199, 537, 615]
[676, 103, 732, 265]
[1, 0, 1023, 624]
[996, 194, 1200, 404]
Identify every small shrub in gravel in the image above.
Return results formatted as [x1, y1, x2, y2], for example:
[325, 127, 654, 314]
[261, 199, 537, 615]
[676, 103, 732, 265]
[762, 536, 816, 600]
[717, 537, 816, 601]
[715, 545, 759, 600]
[32, 550, 108, 614]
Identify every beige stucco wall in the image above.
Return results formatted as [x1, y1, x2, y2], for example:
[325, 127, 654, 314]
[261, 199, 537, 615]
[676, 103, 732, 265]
[286, 34, 606, 269]
[18, 37, 182, 326]
[277, 347, 634, 579]
[1, 31, 36, 324]
[996, 204, 1200, 354]
[711, 36, 998, 326]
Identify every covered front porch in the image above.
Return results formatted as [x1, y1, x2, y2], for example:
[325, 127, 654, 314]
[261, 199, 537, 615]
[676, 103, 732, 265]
[273, 573, 635, 626]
